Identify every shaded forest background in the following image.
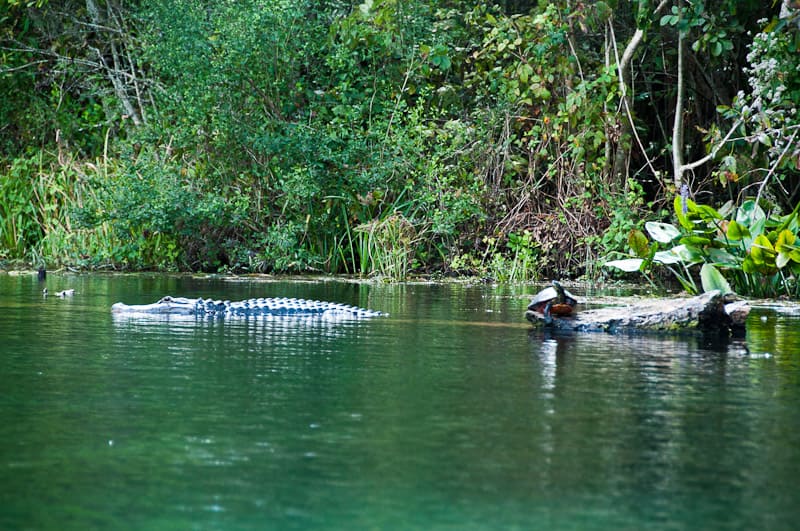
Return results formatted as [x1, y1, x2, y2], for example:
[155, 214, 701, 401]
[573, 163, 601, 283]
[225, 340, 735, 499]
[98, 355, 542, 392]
[1, 0, 798, 280]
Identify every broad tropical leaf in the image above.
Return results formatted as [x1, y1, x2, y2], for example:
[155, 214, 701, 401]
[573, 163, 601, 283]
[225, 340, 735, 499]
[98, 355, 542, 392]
[750, 233, 775, 266]
[726, 220, 749, 240]
[604, 258, 645, 272]
[628, 229, 650, 258]
[700, 263, 732, 294]
[736, 200, 766, 237]
[776, 229, 796, 251]
[645, 221, 681, 243]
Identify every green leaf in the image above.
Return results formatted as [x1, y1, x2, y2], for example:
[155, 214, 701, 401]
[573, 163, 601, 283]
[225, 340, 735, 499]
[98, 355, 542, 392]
[628, 229, 650, 258]
[654, 244, 701, 266]
[533, 86, 551, 100]
[726, 220, 749, 240]
[700, 263, 732, 294]
[742, 255, 758, 274]
[674, 195, 694, 230]
[707, 248, 738, 267]
[776, 229, 796, 251]
[696, 204, 722, 221]
[679, 235, 712, 247]
[604, 258, 645, 272]
[645, 221, 681, 243]
[777, 252, 791, 269]
[737, 201, 766, 236]
[750, 234, 775, 266]
[660, 14, 679, 26]
[518, 63, 533, 84]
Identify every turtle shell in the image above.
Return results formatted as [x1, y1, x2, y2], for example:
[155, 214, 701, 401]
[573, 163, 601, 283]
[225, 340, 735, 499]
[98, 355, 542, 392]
[528, 286, 559, 313]
[527, 284, 578, 315]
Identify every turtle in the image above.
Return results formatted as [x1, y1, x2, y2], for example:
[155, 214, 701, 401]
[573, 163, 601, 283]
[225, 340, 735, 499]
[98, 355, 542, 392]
[528, 280, 578, 324]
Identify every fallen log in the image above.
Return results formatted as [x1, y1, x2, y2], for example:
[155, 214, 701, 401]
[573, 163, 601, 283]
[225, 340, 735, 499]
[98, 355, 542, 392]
[525, 290, 750, 334]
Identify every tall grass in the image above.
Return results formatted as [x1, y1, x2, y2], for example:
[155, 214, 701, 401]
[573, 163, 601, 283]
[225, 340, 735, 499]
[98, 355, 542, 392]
[355, 213, 421, 280]
[0, 151, 118, 268]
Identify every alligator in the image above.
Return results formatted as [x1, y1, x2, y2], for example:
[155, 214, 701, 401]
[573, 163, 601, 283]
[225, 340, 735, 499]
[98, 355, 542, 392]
[111, 296, 385, 320]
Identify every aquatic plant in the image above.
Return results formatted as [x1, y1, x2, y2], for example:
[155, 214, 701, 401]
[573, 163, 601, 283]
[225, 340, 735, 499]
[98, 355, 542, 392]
[605, 196, 800, 298]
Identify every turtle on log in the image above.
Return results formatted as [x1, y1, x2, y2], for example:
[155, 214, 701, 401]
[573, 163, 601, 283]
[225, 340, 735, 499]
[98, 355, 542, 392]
[528, 280, 579, 325]
[525, 289, 750, 335]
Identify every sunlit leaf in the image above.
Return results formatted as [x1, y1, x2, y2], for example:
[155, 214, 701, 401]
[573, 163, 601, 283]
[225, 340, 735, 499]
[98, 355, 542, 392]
[696, 204, 722, 221]
[750, 234, 775, 266]
[645, 221, 681, 243]
[674, 195, 694, 230]
[726, 220, 749, 240]
[776, 229, 796, 251]
[604, 258, 645, 272]
[777, 252, 791, 269]
[680, 235, 711, 247]
[700, 263, 732, 294]
[653, 250, 681, 265]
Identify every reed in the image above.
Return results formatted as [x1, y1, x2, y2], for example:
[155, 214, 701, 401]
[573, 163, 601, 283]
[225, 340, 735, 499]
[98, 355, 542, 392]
[355, 212, 420, 280]
[0, 150, 127, 268]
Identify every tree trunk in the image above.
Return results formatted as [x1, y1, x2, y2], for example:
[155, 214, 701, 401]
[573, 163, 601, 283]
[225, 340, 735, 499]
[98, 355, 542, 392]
[608, 0, 669, 183]
[672, 27, 685, 189]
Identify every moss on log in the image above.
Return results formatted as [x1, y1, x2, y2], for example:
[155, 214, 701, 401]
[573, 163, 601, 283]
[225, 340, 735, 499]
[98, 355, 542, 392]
[526, 290, 749, 334]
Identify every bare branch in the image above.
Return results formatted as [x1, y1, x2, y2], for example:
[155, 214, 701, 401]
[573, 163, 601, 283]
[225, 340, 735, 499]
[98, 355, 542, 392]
[618, 0, 669, 77]
[754, 127, 800, 206]
[679, 119, 742, 173]
[0, 59, 50, 73]
[608, 21, 660, 180]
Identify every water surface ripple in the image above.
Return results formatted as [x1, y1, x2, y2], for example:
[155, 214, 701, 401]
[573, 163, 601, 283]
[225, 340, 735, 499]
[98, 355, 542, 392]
[1, 275, 798, 530]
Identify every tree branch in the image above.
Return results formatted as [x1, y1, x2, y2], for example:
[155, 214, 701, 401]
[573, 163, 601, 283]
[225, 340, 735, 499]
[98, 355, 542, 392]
[618, 0, 669, 77]
[672, 22, 685, 188]
[754, 127, 800, 206]
[679, 118, 742, 173]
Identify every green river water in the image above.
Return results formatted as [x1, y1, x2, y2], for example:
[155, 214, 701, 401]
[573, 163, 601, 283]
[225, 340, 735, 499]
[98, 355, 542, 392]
[1, 273, 799, 530]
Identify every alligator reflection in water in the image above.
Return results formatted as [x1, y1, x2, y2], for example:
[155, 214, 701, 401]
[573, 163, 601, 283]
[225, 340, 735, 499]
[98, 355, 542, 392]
[111, 307, 375, 344]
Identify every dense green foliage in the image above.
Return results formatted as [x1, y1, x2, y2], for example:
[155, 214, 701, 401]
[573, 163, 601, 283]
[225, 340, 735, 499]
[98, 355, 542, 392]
[1, 0, 797, 288]
[606, 195, 800, 297]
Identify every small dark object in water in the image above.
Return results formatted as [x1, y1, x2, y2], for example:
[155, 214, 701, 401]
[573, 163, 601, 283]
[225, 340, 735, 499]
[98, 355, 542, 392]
[38, 267, 46, 281]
